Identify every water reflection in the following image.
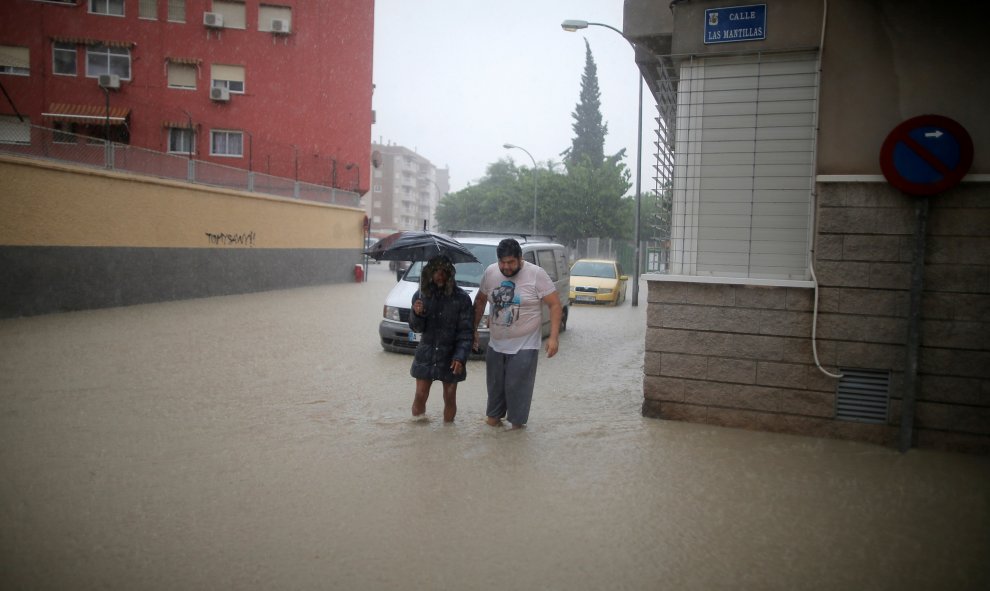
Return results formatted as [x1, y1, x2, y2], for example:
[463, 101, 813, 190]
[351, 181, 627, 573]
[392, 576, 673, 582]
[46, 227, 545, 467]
[0, 263, 987, 590]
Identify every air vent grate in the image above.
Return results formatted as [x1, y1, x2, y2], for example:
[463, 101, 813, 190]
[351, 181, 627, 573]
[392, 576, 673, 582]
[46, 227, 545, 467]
[835, 368, 890, 424]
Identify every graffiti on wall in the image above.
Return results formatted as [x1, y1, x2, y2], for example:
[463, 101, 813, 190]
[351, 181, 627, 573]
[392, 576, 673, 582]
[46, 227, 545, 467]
[206, 231, 256, 247]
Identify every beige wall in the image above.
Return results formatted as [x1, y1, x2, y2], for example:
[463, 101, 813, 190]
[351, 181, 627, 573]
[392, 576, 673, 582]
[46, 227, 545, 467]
[0, 155, 367, 318]
[661, 0, 988, 174]
[817, 0, 989, 174]
[0, 156, 365, 249]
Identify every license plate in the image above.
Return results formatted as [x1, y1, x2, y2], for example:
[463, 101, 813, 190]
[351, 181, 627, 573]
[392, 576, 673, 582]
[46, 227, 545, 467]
[408, 332, 422, 342]
[577, 295, 596, 302]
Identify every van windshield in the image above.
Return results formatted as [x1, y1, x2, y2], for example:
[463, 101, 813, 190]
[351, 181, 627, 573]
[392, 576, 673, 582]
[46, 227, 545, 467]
[404, 244, 497, 287]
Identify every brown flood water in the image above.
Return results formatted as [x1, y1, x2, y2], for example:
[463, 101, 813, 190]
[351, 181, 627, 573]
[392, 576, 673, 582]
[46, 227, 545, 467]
[1, 263, 987, 590]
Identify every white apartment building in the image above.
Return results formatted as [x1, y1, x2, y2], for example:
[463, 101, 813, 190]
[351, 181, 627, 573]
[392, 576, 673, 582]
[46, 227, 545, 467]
[367, 143, 449, 237]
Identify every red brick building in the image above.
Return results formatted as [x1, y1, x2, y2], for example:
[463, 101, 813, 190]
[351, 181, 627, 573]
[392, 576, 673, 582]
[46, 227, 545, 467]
[0, 0, 374, 191]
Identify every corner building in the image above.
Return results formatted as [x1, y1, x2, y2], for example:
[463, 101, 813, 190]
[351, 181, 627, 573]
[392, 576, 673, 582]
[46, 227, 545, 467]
[626, 0, 989, 453]
[0, 0, 374, 191]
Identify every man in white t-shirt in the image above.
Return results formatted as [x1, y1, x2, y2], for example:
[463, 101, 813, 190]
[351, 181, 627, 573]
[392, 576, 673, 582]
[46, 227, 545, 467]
[472, 238, 562, 428]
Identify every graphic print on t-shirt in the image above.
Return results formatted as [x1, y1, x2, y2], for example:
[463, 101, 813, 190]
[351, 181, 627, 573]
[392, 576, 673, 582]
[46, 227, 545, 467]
[491, 280, 520, 327]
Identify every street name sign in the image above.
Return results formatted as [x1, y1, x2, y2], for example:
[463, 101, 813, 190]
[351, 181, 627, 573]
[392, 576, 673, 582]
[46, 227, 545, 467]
[704, 4, 767, 44]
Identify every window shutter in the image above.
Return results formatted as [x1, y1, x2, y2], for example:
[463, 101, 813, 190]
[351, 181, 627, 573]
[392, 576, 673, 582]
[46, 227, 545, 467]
[167, 63, 196, 88]
[213, 1, 246, 29]
[671, 52, 818, 280]
[211, 64, 244, 83]
[0, 45, 30, 69]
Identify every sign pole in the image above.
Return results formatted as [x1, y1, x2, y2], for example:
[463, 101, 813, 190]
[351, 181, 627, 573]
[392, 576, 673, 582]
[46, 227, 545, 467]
[878, 114, 973, 453]
[899, 196, 929, 452]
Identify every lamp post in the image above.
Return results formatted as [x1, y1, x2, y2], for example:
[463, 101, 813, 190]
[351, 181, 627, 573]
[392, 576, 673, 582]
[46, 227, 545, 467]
[425, 177, 446, 232]
[562, 19, 644, 307]
[502, 143, 538, 235]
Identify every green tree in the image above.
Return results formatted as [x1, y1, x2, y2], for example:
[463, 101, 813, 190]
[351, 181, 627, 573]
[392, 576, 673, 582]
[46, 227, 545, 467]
[436, 41, 632, 242]
[563, 39, 607, 171]
[435, 160, 536, 234]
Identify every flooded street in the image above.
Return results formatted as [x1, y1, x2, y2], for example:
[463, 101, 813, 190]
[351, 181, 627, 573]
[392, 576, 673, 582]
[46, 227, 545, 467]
[1, 263, 988, 590]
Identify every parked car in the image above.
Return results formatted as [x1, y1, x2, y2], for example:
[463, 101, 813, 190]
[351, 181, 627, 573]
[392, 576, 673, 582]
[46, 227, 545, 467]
[569, 258, 628, 306]
[378, 233, 570, 355]
[389, 260, 411, 280]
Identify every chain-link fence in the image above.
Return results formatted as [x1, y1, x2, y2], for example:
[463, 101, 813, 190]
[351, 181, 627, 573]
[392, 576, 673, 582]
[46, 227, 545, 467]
[0, 122, 361, 207]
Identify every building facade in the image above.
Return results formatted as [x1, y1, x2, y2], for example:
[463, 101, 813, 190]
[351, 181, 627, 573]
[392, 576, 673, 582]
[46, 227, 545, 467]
[367, 142, 449, 237]
[626, 0, 989, 453]
[0, 0, 374, 191]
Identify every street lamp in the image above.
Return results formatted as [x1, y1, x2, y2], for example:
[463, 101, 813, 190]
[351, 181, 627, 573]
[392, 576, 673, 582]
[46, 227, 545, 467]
[562, 19, 644, 307]
[503, 143, 538, 235]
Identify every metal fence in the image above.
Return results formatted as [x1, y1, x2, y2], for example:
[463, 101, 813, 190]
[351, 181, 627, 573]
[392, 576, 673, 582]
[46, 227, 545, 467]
[0, 123, 362, 208]
[570, 237, 665, 274]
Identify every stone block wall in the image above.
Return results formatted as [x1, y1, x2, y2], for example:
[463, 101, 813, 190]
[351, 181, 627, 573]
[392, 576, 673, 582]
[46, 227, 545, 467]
[643, 182, 990, 454]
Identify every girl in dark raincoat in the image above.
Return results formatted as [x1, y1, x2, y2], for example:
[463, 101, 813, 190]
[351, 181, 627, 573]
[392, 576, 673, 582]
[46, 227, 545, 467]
[408, 255, 474, 422]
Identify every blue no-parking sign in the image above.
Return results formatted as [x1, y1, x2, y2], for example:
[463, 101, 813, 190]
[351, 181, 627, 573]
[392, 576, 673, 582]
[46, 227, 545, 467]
[879, 115, 974, 196]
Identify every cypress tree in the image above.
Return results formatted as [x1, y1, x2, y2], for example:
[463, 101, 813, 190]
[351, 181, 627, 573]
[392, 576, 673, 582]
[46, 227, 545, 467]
[564, 39, 607, 170]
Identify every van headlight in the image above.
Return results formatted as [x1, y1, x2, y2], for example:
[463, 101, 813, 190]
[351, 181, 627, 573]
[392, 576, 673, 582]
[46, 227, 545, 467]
[384, 306, 403, 322]
[478, 314, 489, 330]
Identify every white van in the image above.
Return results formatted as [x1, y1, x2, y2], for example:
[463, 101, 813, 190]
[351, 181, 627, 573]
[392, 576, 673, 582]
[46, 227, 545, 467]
[378, 232, 571, 355]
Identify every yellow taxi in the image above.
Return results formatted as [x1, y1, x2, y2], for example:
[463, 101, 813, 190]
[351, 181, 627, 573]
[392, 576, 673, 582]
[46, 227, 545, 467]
[568, 259, 628, 306]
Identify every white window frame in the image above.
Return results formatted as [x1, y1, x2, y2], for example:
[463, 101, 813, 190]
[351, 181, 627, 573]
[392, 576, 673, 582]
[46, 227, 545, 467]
[210, 129, 243, 157]
[210, 64, 245, 94]
[670, 52, 818, 281]
[53, 42, 77, 76]
[89, 0, 124, 16]
[86, 44, 131, 80]
[168, 127, 195, 154]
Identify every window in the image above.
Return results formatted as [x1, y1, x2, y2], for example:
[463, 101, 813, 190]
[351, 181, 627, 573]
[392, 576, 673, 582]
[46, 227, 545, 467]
[53, 42, 76, 76]
[167, 62, 196, 89]
[0, 46, 30, 76]
[86, 44, 131, 80]
[670, 52, 818, 280]
[139, 0, 157, 19]
[0, 115, 30, 145]
[536, 250, 559, 281]
[89, 0, 124, 16]
[53, 121, 77, 144]
[169, 127, 195, 154]
[167, 0, 185, 22]
[210, 130, 242, 157]
[211, 64, 244, 93]
[259, 4, 291, 32]
[373, 185, 382, 192]
[213, 1, 246, 29]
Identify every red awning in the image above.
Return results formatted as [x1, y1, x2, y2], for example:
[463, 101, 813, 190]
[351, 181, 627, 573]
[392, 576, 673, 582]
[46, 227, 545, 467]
[42, 103, 130, 125]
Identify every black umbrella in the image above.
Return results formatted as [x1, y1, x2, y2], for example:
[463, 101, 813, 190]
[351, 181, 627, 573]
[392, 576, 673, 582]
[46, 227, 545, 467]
[363, 231, 480, 264]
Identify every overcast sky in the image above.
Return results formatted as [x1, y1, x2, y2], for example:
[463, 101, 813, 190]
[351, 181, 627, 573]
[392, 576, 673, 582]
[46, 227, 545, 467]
[372, 0, 648, 194]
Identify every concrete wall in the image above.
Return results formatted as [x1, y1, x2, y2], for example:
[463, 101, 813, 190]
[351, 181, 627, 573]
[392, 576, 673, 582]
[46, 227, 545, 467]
[644, 180, 990, 454]
[0, 155, 366, 318]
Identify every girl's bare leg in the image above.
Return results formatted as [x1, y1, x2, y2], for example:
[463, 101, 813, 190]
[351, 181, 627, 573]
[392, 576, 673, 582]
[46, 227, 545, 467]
[412, 379, 431, 417]
[442, 382, 457, 422]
